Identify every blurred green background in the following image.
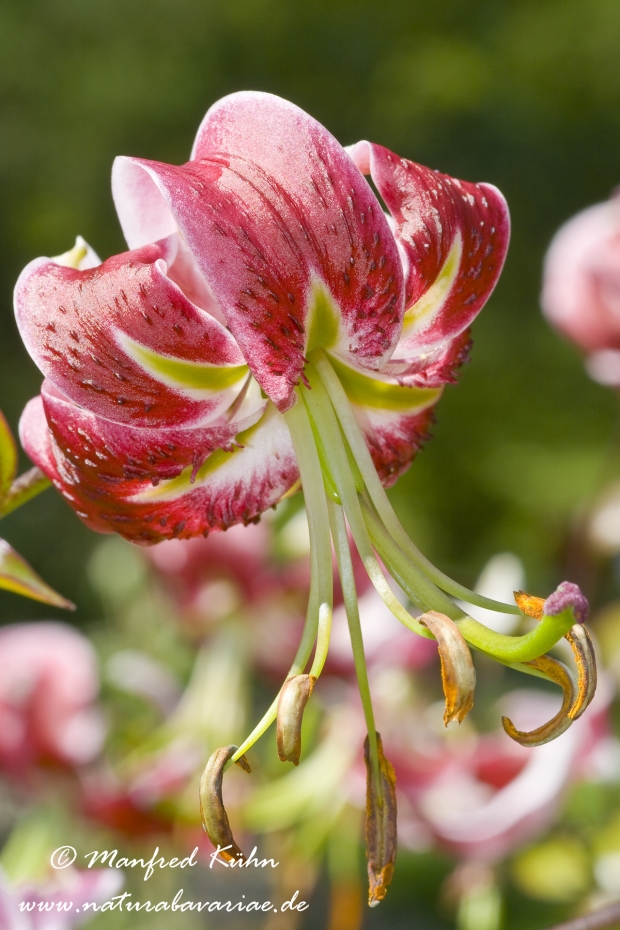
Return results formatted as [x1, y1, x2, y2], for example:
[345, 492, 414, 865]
[2, 0, 620, 620]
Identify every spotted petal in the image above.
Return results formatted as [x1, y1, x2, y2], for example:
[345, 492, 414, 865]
[347, 141, 510, 370]
[20, 393, 297, 544]
[112, 92, 406, 411]
[39, 378, 265, 484]
[15, 237, 248, 429]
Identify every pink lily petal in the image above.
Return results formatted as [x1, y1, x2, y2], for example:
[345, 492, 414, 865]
[113, 92, 405, 411]
[15, 238, 247, 429]
[40, 379, 265, 484]
[347, 141, 510, 362]
[542, 194, 620, 353]
[325, 353, 441, 485]
[20, 395, 297, 544]
[384, 327, 472, 387]
[361, 404, 437, 486]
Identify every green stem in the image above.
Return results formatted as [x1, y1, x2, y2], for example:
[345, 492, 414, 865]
[328, 499, 382, 801]
[363, 501, 577, 662]
[302, 364, 432, 639]
[0, 468, 50, 520]
[229, 562, 317, 766]
[230, 394, 333, 765]
[360, 496, 463, 620]
[310, 601, 332, 678]
[286, 393, 333, 619]
[311, 349, 520, 616]
[229, 558, 319, 764]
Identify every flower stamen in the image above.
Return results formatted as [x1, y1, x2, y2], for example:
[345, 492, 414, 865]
[200, 744, 250, 862]
[418, 610, 476, 725]
[276, 674, 316, 765]
[364, 733, 397, 908]
[565, 623, 597, 720]
[501, 655, 577, 747]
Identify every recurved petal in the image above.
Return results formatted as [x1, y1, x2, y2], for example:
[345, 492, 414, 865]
[328, 353, 441, 485]
[347, 141, 510, 358]
[113, 92, 406, 411]
[15, 237, 247, 429]
[383, 328, 472, 387]
[20, 394, 297, 544]
[40, 379, 265, 484]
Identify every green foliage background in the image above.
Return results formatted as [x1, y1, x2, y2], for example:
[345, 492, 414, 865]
[2, 0, 619, 619]
[1, 2, 620, 927]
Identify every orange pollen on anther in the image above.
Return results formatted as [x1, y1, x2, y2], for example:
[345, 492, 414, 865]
[514, 590, 545, 620]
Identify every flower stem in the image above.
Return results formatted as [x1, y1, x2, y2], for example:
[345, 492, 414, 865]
[362, 500, 577, 662]
[302, 363, 431, 639]
[230, 394, 333, 765]
[311, 349, 520, 616]
[328, 499, 382, 802]
[360, 495, 463, 620]
[310, 601, 333, 678]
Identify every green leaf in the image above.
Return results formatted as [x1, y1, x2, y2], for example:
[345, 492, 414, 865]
[0, 539, 75, 609]
[0, 467, 51, 519]
[0, 411, 18, 506]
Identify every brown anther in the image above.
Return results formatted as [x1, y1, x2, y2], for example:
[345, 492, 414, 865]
[514, 590, 545, 619]
[515, 592, 597, 721]
[199, 745, 249, 863]
[565, 623, 597, 720]
[364, 733, 397, 908]
[276, 674, 315, 765]
[502, 655, 576, 747]
[418, 610, 476, 725]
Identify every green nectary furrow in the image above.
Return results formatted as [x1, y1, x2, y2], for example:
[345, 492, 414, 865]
[326, 353, 441, 412]
[122, 335, 248, 391]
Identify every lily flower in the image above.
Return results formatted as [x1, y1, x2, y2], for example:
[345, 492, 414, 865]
[542, 189, 620, 386]
[14, 91, 596, 902]
[0, 622, 105, 776]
